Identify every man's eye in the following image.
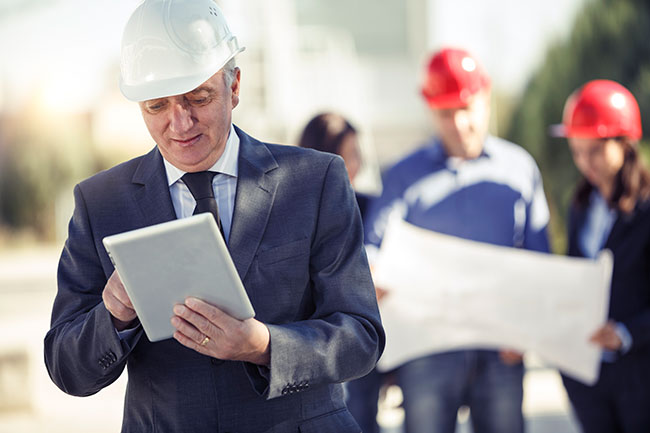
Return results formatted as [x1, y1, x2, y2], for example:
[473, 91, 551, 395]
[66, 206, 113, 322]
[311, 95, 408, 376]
[189, 97, 209, 105]
[146, 103, 165, 112]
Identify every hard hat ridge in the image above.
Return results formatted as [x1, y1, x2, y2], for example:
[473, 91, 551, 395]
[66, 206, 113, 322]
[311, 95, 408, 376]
[119, 0, 245, 102]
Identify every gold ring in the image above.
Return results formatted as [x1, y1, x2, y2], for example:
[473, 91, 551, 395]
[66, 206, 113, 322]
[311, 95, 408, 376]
[200, 336, 210, 346]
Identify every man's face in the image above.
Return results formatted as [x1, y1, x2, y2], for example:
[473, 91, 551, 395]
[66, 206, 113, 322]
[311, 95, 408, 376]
[139, 68, 241, 172]
[431, 90, 491, 160]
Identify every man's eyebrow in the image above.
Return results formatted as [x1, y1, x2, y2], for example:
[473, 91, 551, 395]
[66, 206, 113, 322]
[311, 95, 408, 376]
[190, 87, 215, 94]
[144, 98, 166, 106]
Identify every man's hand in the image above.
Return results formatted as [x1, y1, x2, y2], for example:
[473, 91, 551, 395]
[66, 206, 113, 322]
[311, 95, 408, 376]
[375, 286, 389, 302]
[171, 297, 271, 366]
[499, 349, 523, 365]
[590, 320, 622, 351]
[102, 271, 137, 331]
[369, 265, 388, 303]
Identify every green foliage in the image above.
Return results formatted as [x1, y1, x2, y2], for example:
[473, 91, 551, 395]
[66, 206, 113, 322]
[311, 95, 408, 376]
[506, 0, 650, 252]
[0, 118, 99, 242]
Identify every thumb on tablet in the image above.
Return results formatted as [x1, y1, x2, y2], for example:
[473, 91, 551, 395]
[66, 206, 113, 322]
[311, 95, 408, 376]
[103, 270, 138, 330]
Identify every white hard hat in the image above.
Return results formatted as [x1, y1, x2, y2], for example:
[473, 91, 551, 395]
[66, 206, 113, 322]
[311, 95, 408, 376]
[119, 0, 245, 102]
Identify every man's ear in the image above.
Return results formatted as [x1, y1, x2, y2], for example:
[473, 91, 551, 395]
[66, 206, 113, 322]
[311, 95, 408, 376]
[231, 67, 241, 109]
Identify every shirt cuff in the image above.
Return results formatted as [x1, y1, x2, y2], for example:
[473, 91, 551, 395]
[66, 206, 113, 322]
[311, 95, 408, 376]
[615, 322, 633, 354]
[116, 324, 141, 349]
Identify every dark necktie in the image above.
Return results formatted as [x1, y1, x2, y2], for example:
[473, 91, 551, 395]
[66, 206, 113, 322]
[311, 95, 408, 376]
[181, 171, 224, 236]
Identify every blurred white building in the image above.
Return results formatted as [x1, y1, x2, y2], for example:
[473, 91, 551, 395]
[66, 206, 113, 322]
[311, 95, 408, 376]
[221, 0, 431, 194]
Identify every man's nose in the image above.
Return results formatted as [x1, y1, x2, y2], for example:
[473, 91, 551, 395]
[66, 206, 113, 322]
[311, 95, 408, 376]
[169, 102, 194, 133]
[452, 110, 470, 132]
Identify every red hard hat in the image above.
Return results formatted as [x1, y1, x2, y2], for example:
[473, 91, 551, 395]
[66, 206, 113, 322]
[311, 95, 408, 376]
[421, 48, 491, 109]
[561, 79, 642, 141]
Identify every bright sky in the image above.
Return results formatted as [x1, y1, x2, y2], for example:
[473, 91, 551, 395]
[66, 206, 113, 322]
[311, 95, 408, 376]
[430, 0, 585, 92]
[0, 0, 138, 112]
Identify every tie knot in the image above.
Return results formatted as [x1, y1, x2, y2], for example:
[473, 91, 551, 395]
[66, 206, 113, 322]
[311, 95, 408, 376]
[182, 171, 216, 200]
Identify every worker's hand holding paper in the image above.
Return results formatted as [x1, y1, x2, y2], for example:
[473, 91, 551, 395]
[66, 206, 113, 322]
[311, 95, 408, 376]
[373, 216, 613, 385]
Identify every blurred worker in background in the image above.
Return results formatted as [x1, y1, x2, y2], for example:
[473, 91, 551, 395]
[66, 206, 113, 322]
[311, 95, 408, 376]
[298, 112, 388, 433]
[43, 1, 384, 431]
[556, 79, 650, 433]
[298, 112, 369, 217]
[363, 47, 551, 433]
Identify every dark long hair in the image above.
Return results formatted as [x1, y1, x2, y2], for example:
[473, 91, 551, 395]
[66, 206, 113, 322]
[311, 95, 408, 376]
[574, 138, 650, 214]
[298, 113, 357, 156]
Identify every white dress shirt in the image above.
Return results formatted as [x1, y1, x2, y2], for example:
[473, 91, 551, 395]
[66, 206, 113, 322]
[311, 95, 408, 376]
[162, 124, 239, 243]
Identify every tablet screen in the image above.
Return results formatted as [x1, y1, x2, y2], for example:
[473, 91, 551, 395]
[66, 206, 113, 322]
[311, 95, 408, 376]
[103, 213, 255, 342]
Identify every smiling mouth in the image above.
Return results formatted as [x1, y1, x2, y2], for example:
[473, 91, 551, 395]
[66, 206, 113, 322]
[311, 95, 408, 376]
[173, 134, 201, 147]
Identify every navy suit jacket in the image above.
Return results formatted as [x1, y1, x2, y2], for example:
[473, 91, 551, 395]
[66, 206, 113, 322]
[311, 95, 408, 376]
[44, 126, 384, 433]
[568, 198, 650, 355]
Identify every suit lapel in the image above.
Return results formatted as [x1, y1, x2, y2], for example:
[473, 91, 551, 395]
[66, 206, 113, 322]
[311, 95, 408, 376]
[604, 206, 637, 251]
[131, 147, 177, 227]
[228, 126, 279, 281]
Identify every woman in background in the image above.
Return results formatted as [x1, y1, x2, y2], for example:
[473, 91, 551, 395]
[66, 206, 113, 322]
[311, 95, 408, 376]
[558, 79, 650, 433]
[298, 112, 369, 217]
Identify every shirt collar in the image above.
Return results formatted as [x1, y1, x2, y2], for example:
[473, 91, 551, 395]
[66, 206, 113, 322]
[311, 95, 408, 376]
[163, 124, 240, 186]
[427, 135, 492, 166]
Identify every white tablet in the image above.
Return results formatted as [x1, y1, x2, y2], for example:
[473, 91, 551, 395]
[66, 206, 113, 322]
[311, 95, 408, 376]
[102, 213, 255, 342]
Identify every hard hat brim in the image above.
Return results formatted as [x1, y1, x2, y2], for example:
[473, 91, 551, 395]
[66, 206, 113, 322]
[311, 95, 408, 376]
[549, 123, 642, 141]
[422, 85, 490, 110]
[424, 92, 472, 109]
[120, 47, 245, 102]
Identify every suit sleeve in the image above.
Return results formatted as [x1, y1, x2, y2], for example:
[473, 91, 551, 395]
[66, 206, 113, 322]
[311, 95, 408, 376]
[245, 156, 385, 399]
[44, 184, 142, 396]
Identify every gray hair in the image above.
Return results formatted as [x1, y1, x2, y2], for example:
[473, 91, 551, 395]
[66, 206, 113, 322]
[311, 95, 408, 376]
[222, 57, 238, 87]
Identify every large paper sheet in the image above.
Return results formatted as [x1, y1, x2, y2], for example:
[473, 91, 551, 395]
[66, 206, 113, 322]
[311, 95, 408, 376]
[373, 216, 613, 385]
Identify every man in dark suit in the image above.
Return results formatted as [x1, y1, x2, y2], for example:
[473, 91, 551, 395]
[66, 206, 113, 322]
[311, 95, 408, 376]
[43, 1, 384, 432]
